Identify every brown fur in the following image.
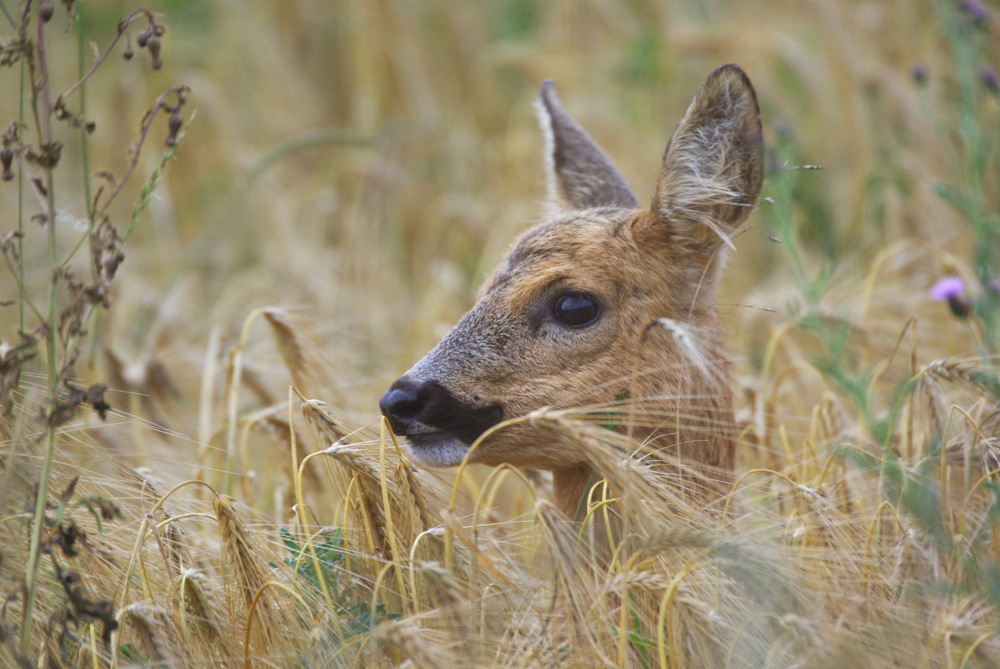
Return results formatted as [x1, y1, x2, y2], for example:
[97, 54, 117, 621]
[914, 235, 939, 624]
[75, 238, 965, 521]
[385, 64, 763, 518]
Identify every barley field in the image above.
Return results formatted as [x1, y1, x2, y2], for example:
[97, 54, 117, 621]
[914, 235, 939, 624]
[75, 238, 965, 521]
[1, 0, 999, 666]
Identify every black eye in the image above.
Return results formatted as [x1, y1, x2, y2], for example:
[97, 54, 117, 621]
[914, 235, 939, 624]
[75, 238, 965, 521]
[552, 292, 600, 327]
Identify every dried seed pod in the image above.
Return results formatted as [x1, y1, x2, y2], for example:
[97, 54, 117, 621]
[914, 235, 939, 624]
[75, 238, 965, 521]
[39, 0, 54, 22]
[167, 111, 182, 135]
[0, 146, 13, 182]
[137, 29, 150, 48]
[123, 46, 134, 60]
[147, 35, 162, 70]
[164, 109, 182, 147]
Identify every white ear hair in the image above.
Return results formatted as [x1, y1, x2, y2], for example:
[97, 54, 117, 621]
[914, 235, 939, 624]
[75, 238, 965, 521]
[535, 80, 638, 211]
[652, 64, 763, 251]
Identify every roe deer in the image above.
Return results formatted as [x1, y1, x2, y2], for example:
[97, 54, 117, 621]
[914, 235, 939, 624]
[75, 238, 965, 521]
[380, 64, 763, 519]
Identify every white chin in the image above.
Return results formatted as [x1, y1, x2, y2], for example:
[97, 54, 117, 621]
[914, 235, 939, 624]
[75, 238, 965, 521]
[405, 434, 470, 467]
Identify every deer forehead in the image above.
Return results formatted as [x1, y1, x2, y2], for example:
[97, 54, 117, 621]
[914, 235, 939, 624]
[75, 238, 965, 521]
[479, 211, 652, 308]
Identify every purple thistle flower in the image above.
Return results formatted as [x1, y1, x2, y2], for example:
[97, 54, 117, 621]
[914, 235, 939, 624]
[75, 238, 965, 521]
[931, 276, 970, 318]
[930, 276, 965, 301]
[959, 0, 989, 26]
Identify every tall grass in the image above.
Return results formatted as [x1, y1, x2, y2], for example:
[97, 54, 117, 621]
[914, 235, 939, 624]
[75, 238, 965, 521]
[1, 0, 999, 666]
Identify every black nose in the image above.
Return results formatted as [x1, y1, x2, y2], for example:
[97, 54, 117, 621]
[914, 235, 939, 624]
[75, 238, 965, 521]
[378, 377, 504, 445]
[379, 378, 424, 436]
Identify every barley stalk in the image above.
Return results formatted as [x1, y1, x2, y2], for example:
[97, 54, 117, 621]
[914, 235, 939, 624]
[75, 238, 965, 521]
[119, 603, 181, 665]
[925, 358, 1000, 400]
[213, 494, 276, 652]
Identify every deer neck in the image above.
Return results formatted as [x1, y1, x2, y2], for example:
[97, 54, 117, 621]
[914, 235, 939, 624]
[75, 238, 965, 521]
[553, 465, 599, 520]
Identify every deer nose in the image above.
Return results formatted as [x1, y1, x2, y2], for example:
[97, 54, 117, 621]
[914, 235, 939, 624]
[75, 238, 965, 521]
[379, 379, 424, 436]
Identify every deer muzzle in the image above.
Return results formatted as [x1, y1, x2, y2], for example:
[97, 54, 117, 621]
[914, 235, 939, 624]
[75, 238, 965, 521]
[379, 377, 504, 459]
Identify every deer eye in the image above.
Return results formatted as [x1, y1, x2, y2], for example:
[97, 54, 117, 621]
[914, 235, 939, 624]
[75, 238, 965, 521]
[552, 292, 600, 327]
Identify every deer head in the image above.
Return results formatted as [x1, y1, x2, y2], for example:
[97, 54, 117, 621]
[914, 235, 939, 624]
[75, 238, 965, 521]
[380, 64, 763, 516]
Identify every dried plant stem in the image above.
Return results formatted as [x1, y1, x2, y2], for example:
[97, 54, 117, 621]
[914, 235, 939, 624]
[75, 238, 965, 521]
[290, 390, 334, 609]
[444, 414, 527, 570]
[658, 555, 711, 669]
[94, 85, 189, 223]
[242, 581, 313, 669]
[115, 480, 217, 612]
[471, 464, 536, 540]
[0, 0, 15, 29]
[378, 419, 410, 614]
[195, 326, 222, 497]
[60, 8, 154, 101]
[224, 307, 269, 494]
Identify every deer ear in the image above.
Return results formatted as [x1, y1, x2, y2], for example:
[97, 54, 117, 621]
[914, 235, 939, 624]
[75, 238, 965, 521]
[651, 64, 763, 251]
[536, 80, 638, 211]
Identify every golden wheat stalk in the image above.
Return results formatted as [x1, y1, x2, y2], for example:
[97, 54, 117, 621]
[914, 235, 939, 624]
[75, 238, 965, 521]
[925, 358, 1000, 400]
[119, 603, 182, 665]
[372, 619, 451, 669]
[264, 308, 319, 397]
[175, 568, 227, 649]
[213, 494, 277, 653]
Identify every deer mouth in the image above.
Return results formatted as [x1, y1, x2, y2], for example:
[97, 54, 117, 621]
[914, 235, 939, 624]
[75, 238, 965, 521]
[379, 378, 504, 467]
[403, 431, 473, 467]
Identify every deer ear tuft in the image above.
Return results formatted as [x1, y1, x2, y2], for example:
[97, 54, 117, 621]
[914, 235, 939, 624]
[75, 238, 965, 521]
[536, 80, 638, 211]
[651, 64, 763, 251]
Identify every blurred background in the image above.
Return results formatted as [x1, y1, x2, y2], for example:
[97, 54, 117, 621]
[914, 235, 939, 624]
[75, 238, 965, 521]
[4, 3, 1000, 664]
[0, 0, 995, 498]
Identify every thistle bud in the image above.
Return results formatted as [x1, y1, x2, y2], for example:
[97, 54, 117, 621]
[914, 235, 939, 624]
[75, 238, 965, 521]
[39, 0, 54, 23]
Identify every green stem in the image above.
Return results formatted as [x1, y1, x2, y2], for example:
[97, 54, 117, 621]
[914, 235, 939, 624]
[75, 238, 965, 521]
[19, 428, 56, 659]
[20, 164, 59, 663]
[20, 9, 61, 658]
[79, 34, 93, 235]
[78, 19, 101, 367]
[17, 54, 25, 333]
[19, 168, 59, 664]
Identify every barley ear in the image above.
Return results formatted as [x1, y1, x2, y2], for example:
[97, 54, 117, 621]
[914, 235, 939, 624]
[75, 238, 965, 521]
[652, 63, 763, 251]
[535, 80, 638, 211]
